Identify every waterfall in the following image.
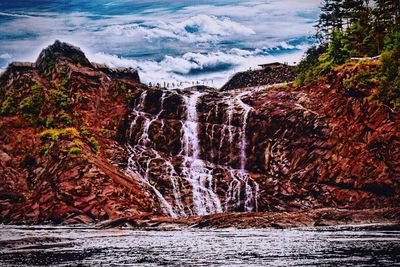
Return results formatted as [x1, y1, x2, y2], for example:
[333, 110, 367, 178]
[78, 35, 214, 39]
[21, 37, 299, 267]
[127, 91, 182, 218]
[236, 92, 251, 172]
[180, 92, 222, 215]
[127, 145, 177, 218]
[137, 92, 166, 146]
[235, 92, 259, 212]
[126, 88, 259, 217]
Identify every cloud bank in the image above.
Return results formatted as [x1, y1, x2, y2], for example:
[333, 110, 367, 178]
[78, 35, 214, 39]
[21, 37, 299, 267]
[0, 0, 320, 86]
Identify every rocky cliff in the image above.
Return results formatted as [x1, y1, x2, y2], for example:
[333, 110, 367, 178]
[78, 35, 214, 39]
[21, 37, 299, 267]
[0, 41, 399, 226]
[221, 64, 296, 91]
[0, 41, 152, 224]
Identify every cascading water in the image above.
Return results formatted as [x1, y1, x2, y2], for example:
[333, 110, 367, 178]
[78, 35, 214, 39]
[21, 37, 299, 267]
[126, 87, 259, 217]
[236, 92, 259, 212]
[180, 92, 222, 215]
[127, 146, 177, 218]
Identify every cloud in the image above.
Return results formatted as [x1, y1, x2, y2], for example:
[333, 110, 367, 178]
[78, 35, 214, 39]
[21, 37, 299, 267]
[90, 44, 306, 88]
[0, 53, 12, 59]
[103, 14, 255, 43]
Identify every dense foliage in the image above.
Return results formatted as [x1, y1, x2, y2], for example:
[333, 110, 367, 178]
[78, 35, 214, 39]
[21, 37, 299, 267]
[296, 0, 400, 107]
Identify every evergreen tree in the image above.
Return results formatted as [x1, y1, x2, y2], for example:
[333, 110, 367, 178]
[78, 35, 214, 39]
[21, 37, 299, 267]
[317, 0, 345, 41]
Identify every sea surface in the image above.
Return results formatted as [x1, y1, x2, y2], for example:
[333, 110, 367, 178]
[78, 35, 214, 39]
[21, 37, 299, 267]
[0, 0, 320, 86]
[0, 224, 399, 266]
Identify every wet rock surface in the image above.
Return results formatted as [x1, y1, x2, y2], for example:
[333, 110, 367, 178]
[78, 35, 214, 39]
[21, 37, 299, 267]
[0, 41, 399, 226]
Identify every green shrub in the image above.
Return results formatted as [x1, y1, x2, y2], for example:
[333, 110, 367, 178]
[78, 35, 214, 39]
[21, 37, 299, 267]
[379, 33, 400, 108]
[294, 44, 327, 87]
[343, 70, 377, 91]
[18, 83, 44, 116]
[45, 117, 55, 128]
[88, 136, 100, 153]
[59, 78, 69, 88]
[50, 88, 70, 109]
[59, 112, 73, 126]
[40, 127, 80, 141]
[69, 147, 82, 155]
[0, 96, 16, 115]
[81, 128, 91, 136]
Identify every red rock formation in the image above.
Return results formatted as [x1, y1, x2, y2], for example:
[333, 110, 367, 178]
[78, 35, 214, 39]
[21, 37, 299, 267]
[0, 41, 154, 224]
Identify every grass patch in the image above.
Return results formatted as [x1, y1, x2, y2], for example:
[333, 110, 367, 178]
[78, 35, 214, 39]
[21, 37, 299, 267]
[69, 147, 82, 155]
[88, 136, 100, 153]
[40, 127, 80, 141]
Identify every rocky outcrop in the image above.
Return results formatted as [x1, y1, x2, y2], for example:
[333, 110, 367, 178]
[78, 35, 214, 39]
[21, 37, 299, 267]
[35, 40, 92, 73]
[98, 207, 400, 229]
[92, 63, 140, 83]
[0, 41, 151, 224]
[0, 42, 398, 226]
[221, 65, 296, 91]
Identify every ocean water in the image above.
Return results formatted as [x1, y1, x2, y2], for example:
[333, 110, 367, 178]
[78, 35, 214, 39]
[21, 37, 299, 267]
[0, 0, 320, 86]
[0, 224, 399, 266]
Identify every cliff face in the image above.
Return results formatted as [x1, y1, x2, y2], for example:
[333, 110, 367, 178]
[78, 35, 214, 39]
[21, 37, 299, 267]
[125, 73, 399, 217]
[0, 42, 398, 225]
[0, 41, 153, 224]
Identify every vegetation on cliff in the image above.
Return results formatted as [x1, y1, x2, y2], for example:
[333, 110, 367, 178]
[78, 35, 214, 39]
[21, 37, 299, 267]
[296, 0, 400, 108]
[0, 41, 153, 224]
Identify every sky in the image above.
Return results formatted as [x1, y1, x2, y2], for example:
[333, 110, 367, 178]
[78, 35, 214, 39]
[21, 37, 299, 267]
[0, 0, 321, 87]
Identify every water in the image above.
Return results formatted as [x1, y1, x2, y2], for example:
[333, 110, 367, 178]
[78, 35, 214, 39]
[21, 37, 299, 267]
[235, 91, 258, 212]
[126, 88, 261, 217]
[1, 224, 399, 266]
[180, 92, 222, 215]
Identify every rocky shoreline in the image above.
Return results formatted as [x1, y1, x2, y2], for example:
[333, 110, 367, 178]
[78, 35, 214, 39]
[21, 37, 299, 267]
[96, 207, 400, 229]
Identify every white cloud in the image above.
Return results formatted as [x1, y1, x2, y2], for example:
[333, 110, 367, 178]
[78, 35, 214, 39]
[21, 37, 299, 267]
[90, 46, 306, 88]
[103, 14, 255, 43]
[0, 53, 12, 59]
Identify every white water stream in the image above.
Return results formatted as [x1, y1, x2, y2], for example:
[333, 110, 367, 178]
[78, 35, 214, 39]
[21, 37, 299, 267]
[126, 88, 259, 216]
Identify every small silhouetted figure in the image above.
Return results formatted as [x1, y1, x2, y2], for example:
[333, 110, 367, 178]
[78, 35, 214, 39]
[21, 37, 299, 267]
[163, 81, 166, 88]
[149, 82, 152, 87]
[156, 83, 160, 88]
[167, 83, 170, 88]
[172, 82, 175, 88]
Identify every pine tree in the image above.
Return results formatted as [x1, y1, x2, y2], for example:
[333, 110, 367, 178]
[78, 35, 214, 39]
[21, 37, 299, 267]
[317, 0, 335, 41]
[317, 0, 346, 41]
